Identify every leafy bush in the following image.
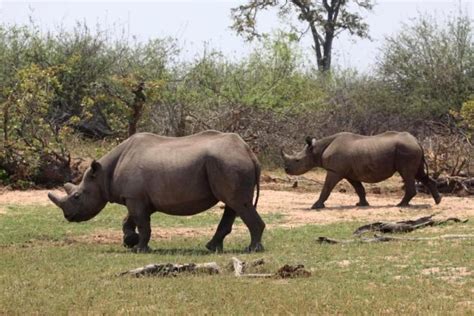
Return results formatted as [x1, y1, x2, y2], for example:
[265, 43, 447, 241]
[0, 63, 71, 187]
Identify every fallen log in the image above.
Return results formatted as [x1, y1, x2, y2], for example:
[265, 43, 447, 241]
[119, 262, 221, 277]
[353, 215, 468, 236]
[230, 257, 311, 279]
[230, 257, 273, 278]
[120, 258, 311, 279]
[417, 176, 474, 195]
[317, 234, 474, 244]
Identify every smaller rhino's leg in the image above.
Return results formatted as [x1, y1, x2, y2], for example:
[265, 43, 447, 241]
[347, 179, 369, 207]
[122, 215, 139, 248]
[397, 176, 417, 207]
[126, 199, 152, 253]
[312, 171, 343, 209]
[206, 206, 236, 253]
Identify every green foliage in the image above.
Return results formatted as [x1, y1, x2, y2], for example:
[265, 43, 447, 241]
[184, 32, 327, 114]
[378, 13, 474, 119]
[0, 9, 473, 185]
[459, 98, 474, 143]
[460, 98, 474, 128]
[231, 0, 374, 71]
[0, 63, 71, 185]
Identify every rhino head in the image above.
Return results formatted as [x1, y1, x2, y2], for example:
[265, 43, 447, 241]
[281, 136, 318, 175]
[48, 160, 107, 222]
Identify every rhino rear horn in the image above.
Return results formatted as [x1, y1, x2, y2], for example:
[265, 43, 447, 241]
[64, 183, 75, 195]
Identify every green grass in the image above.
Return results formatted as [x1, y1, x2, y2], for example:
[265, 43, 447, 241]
[0, 204, 473, 314]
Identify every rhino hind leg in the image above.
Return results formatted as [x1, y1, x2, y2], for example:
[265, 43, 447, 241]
[206, 206, 236, 253]
[397, 176, 417, 207]
[227, 201, 265, 252]
[347, 179, 369, 207]
[415, 165, 442, 205]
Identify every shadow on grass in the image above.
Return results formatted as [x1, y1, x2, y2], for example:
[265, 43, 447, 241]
[103, 247, 250, 256]
[297, 203, 433, 211]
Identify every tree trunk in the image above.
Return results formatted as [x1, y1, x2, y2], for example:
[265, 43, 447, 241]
[128, 82, 146, 137]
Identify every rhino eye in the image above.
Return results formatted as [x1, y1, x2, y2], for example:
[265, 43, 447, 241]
[73, 192, 80, 199]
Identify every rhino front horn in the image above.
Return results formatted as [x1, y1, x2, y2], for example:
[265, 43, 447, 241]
[48, 192, 63, 208]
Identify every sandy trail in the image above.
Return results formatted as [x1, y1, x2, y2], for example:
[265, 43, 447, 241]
[1, 187, 472, 226]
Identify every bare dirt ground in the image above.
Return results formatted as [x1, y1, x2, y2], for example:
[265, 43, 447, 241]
[1, 170, 473, 243]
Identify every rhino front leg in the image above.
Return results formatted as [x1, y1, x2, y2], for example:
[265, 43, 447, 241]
[347, 179, 369, 207]
[206, 206, 236, 253]
[312, 171, 343, 209]
[122, 215, 139, 248]
[126, 199, 152, 253]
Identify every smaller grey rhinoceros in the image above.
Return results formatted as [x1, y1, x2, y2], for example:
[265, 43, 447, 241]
[48, 131, 265, 253]
[281, 131, 441, 209]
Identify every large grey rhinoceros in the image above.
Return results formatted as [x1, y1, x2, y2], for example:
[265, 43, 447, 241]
[281, 131, 441, 209]
[48, 131, 265, 253]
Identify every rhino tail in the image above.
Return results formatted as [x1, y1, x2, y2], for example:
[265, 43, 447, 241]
[247, 148, 260, 209]
[254, 162, 260, 208]
[417, 143, 442, 204]
[417, 144, 430, 178]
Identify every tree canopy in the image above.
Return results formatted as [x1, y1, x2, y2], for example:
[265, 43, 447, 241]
[231, 0, 374, 72]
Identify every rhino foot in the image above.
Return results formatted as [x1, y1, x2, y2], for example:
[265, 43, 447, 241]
[123, 233, 139, 248]
[131, 245, 152, 254]
[311, 202, 325, 210]
[434, 195, 442, 205]
[356, 201, 370, 207]
[205, 241, 224, 253]
[245, 243, 264, 253]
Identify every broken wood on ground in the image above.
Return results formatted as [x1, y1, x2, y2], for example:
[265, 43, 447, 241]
[417, 176, 474, 195]
[119, 262, 221, 277]
[120, 257, 311, 279]
[353, 215, 468, 236]
[317, 234, 474, 244]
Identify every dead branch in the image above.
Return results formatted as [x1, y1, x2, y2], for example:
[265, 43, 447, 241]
[230, 257, 273, 278]
[417, 176, 474, 195]
[353, 215, 468, 236]
[317, 234, 474, 244]
[119, 262, 221, 277]
[120, 258, 311, 279]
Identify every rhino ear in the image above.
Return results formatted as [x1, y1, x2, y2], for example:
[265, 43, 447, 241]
[90, 160, 102, 175]
[305, 136, 316, 147]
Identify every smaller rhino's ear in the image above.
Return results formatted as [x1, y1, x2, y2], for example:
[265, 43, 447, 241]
[90, 160, 102, 175]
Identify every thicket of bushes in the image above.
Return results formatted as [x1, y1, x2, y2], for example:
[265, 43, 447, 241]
[0, 13, 473, 188]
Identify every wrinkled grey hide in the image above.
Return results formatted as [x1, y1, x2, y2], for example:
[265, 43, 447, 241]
[282, 131, 441, 209]
[48, 131, 265, 253]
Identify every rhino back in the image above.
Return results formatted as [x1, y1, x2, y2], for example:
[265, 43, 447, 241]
[110, 132, 256, 215]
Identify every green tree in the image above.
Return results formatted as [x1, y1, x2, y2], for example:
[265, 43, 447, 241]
[1, 63, 72, 186]
[377, 12, 473, 118]
[231, 0, 374, 72]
